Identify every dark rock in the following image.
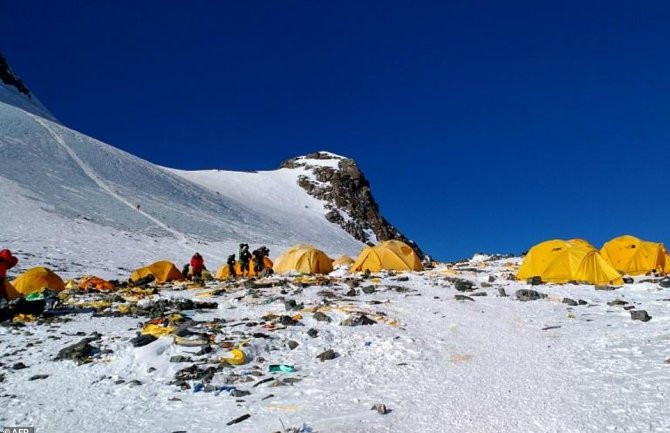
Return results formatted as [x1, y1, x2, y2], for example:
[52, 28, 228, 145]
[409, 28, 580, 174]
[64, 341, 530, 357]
[11, 362, 27, 370]
[279, 315, 299, 326]
[284, 299, 302, 311]
[169, 355, 191, 363]
[393, 276, 409, 282]
[470, 292, 487, 296]
[607, 299, 628, 306]
[287, 340, 299, 350]
[630, 310, 652, 322]
[340, 314, 377, 326]
[454, 295, 474, 302]
[480, 282, 492, 288]
[454, 280, 474, 292]
[488, 275, 496, 283]
[173, 364, 220, 383]
[595, 285, 617, 291]
[203, 384, 216, 393]
[56, 337, 99, 364]
[230, 389, 251, 397]
[307, 328, 319, 338]
[624, 305, 635, 310]
[528, 276, 542, 286]
[130, 334, 157, 347]
[659, 278, 670, 288]
[498, 288, 507, 297]
[313, 312, 332, 322]
[28, 374, 49, 381]
[128, 380, 142, 387]
[226, 414, 251, 426]
[316, 349, 338, 362]
[516, 289, 546, 302]
[578, 299, 588, 305]
[361, 285, 376, 294]
[371, 403, 390, 415]
[344, 288, 357, 297]
[622, 277, 634, 284]
[562, 298, 578, 306]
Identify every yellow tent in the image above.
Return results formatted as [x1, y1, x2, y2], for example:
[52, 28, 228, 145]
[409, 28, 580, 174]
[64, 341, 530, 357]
[517, 239, 623, 285]
[130, 260, 184, 284]
[215, 257, 274, 279]
[332, 255, 355, 268]
[350, 240, 423, 273]
[9, 267, 66, 300]
[600, 235, 668, 276]
[273, 244, 333, 274]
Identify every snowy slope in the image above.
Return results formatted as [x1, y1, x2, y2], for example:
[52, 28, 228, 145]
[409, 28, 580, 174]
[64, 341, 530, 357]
[0, 91, 365, 277]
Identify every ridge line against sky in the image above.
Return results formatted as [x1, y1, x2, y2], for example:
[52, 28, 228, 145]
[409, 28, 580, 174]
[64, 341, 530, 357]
[3, 0, 670, 261]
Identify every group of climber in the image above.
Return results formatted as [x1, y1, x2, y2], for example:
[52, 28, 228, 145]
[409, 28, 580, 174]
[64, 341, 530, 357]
[226, 244, 272, 278]
[182, 244, 272, 282]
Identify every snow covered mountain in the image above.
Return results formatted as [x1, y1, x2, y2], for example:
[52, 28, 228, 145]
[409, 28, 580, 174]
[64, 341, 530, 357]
[0, 56, 421, 278]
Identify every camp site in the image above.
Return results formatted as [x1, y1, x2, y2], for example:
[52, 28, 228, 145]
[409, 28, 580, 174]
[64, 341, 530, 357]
[3, 2, 670, 432]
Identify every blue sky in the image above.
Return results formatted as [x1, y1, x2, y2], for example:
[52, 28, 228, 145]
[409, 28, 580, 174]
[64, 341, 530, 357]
[3, 1, 670, 261]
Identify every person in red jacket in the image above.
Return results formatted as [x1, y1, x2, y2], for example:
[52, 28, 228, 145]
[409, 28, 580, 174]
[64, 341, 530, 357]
[190, 253, 204, 280]
[0, 248, 18, 299]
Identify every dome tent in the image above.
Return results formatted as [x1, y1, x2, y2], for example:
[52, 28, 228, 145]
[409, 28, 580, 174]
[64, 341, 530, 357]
[9, 266, 66, 300]
[350, 240, 423, 273]
[600, 235, 669, 276]
[517, 239, 623, 285]
[130, 260, 184, 284]
[273, 244, 333, 274]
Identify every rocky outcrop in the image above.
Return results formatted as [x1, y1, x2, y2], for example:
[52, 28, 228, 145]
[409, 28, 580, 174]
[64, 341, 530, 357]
[281, 152, 425, 259]
[0, 53, 30, 96]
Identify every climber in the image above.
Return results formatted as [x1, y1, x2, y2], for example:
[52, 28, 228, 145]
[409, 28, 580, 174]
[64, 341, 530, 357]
[190, 253, 205, 280]
[226, 254, 237, 278]
[0, 249, 18, 299]
[238, 244, 252, 277]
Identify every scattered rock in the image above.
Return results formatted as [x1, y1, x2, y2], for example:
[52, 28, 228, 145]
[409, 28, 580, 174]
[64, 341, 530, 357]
[488, 275, 496, 283]
[528, 276, 542, 286]
[562, 298, 578, 306]
[28, 374, 49, 381]
[230, 389, 251, 397]
[279, 315, 299, 326]
[313, 312, 332, 322]
[623, 277, 634, 284]
[287, 340, 299, 350]
[343, 288, 357, 297]
[659, 278, 670, 288]
[284, 299, 302, 311]
[169, 355, 191, 363]
[454, 295, 474, 302]
[340, 314, 377, 326]
[316, 349, 338, 362]
[361, 286, 376, 294]
[578, 299, 588, 305]
[607, 299, 628, 306]
[470, 292, 487, 297]
[498, 288, 507, 297]
[56, 337, 99, 364]
[371, 403, 389, 414]
[454, 280, 474, 292]
[128, 380, 143, 387]
[11, 362, 27, 370]
[516, 289, 546, 302]
[595, 285, 617, 291]
[393, 276, 409, 282]
[630, 310, 652, 322]
[226, 414, 251, 426]
[307, 328, 319, 338]
[130, 334, 157, 347]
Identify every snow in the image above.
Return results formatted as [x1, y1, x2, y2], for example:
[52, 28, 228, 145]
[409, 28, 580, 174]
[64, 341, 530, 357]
[2, 259, 670, 432]
[0, 99, 364, 277]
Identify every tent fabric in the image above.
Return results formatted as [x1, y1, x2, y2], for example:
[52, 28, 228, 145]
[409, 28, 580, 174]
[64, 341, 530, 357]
[130, 261, 184, 284]
[332, 255, 355, 268]
[517, 239, 623, 285]
[9, 267, 66, 300]
[215, 257, 273, 279]
[350, 240, 423, 273]
[600, 235, 668, 276]
[273, 244, 333, 274]
[79, 276, 115, 292]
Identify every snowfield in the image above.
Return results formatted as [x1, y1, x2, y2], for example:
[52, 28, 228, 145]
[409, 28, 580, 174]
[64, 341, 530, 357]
[2, 258, 670, 433]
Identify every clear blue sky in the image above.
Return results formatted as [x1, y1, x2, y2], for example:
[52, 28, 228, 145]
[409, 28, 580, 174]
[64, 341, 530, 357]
[3, 1, 670, 261]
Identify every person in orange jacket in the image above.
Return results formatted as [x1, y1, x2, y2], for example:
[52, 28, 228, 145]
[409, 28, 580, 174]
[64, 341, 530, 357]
[190, 253, 204, 280]
[0, 249, 18, 299]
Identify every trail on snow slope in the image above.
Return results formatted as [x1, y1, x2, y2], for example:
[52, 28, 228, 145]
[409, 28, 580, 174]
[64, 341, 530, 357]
[29, 114, 229, 262]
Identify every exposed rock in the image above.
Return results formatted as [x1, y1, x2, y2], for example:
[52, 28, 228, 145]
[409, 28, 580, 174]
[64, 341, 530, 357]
[659, 278, 670, 288]
[371, 403, 390, 415]
[344, 288, 358, 297]
[287, 340, 299, 350]
[562, 298, 578, 306]
[27, 373, 48, 381]
[169, 355, 191, 363]
[280, 152, 425, 258]
[528, 276, 542, 286]
[516, 289, 546, 302]
[226, 414, 251, 426]
[623, 277, 634, 284]
[316, 349, 338, 362]
[630, 310, 652, 322]
[454, 295, 474, 302]
[313, 312, 332, 322]
[56, 337, 99, 364]
[361, 285, 376, 294]
[453, 279, 475, 292]
[11, 362, 27, 370]
[307, 328, 319, 338]
[498, 288, 508, 297]
[130, 334, 157, 347]
[0, 54, 30, 95]
[340, 314, 377, 326]
[595, 285, 617, 291]
[607, 299, 628, 306]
